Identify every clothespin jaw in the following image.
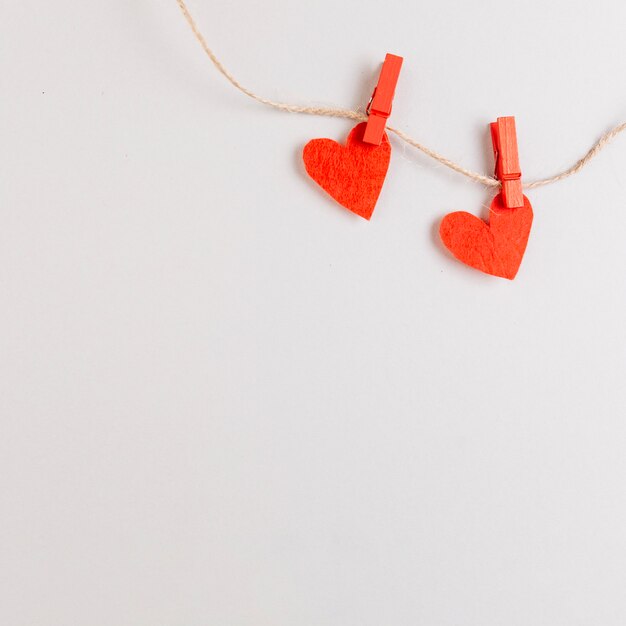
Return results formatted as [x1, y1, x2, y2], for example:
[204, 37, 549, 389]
[362, 53, 403, 145]
[490, 116, 524, 209]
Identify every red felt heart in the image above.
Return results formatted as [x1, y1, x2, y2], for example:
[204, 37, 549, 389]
[439, 193, 534, 280]
[302, 122, 391, 220]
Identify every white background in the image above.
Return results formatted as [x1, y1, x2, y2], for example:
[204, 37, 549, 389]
[2, 1, 626, 625]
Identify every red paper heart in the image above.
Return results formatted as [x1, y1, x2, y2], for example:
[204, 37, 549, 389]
[302, 122, 391, 220]
[439, 193, 534, 279]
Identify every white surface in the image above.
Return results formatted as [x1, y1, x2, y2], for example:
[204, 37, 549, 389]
[2, 1, 626, 624]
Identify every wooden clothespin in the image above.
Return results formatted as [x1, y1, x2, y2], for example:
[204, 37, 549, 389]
[363, 53, 403, 145]
[490, 116, 524, 209]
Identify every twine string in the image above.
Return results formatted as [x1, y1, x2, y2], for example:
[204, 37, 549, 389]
[175, 0, 625, 190]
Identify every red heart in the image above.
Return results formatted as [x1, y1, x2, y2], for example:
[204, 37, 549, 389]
[302, 122, 391, 220]
[440, 193, 534, 279]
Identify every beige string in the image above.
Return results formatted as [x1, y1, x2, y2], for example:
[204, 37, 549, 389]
[175, 0, 625, 190]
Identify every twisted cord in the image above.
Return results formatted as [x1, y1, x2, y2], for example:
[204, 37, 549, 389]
[175, 0, 625, 190]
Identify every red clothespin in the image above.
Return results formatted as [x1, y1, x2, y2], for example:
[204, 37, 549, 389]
[490, 116, 524, 209]
[363, 53, 403, 145]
